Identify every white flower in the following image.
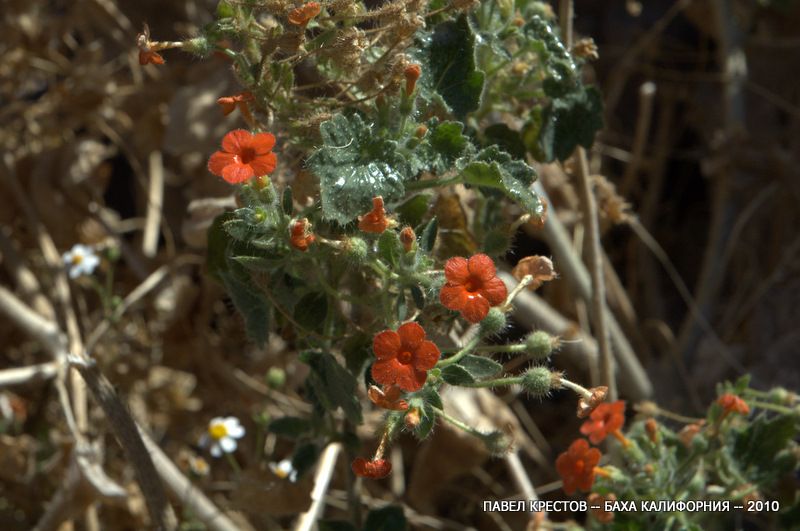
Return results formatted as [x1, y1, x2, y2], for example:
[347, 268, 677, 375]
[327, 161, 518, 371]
[269, 458, 298, 482]
[201, 416, 245, 457]
[62, 244, 100, 279]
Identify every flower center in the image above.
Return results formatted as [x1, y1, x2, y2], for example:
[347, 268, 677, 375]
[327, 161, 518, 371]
[237, 146, 257, 164]
[71, 254, 84, 265]
[463, 275, 481, 294]
[397, 350, 413, 364]
[208, 423, 228, 440]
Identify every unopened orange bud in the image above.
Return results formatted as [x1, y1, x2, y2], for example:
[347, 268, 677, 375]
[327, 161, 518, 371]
[645, 418, 659, 443]
[400, 226, 416, 252]
[404, 407, 421, 429]
[404, 64, 421, 95]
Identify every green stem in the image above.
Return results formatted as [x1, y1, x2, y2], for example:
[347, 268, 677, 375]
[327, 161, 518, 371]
[436, 334, 482, 368]
[225, 452, 242, 477]
[431, 406, 483, 438]
[458, 376, 523, 388]
[440, 344, 527, 355]
[749, 400, 797, 415]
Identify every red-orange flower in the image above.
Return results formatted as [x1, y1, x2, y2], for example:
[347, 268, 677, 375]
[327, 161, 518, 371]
[556, 438, 601, 495]
[580, 400, 626, 445]
[439, 254, 508, 323]
[289, 218, 315, 251]
[717, 393, 750, 416]
[404, 64, 421, 94]
[367, 385, 409, 411]
[217, 91, 254, 116]
[139, 50, 165, 65]
[351, 457, 391, 479]
[358, 196, 393, 233]
[288, 2, 321, 26]
[371, 322, 440, 392]
[208, 130, 277, 184]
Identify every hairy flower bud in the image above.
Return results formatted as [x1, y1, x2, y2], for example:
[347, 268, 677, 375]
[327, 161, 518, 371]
[521, 367, 554, 398]
[343, 236, 369, 263]
[524, 331, 559, 360]
[479, 307, 507, 336]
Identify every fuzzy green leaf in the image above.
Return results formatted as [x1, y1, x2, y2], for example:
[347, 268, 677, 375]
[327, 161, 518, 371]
[294, 292, 328, 332]
[377, 230, 403, 268]
[460, 147, 545, 219]
[419, 216, 438, 253]
[734, 414, 798, 475]
[219, 270, 270, 347]
[428, 15, 485, 118]
[458, 355, 503, 379]
[538, 85, 604, 162]
[440, 364, 476, 385]
[300, 351, 363, 424]
[308, 114, 408, 224]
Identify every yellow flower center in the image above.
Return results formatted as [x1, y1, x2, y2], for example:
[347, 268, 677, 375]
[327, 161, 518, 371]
[71, 254, 84, 265]
[208, 423, 228, 440]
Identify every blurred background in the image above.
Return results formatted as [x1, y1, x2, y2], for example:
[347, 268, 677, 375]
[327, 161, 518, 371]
[1, 0, 799, 529]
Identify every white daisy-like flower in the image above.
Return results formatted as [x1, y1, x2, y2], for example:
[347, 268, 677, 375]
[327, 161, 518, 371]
[62, 244, 100, 279]
[269, 458, 298, 482]
[201, 416, 245, 457]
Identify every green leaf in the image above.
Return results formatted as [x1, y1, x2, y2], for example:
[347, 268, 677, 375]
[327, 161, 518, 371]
[521, 15, 579, 97]
[220, 270, 270, 347]
[377, 230, 403, 268]
[294, 292, 328, 332]
[428, 15, 485, 118]
[268, 417, 312, 439]
[342, 333, 372, 375]
[301, 351, 363, 424]
[291, 442, 320, 478]
[418, 386, 443, 410]
[419, 216, 438, 253]
[734, 414, 798, 474]
[282, 186, 293, 215]
[460, 147, 545, 219]
[308, 113, 408, 224]
[538, 85, 604, 162]
[458, 355, 503, 379]
[395, 194, 431, 227]
[216, 0, 235, 18]
[396, 292, 407, 321]
[440, 364, 476, 385]
[362, 505, 407, 531]
[414, 404, 436, 440]
[484, 123, 526, 159]
[207, 212, 236, 281]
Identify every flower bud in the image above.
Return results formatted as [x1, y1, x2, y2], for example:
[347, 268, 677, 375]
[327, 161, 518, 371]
[399, 226, 416, 253]
[415, 125, 428, 138]
[343, 236, 369, 263]
[404, 407, 421, 429]
[479, 307, 507, 336]
[645, 418, 658, 443]
[266, 367, 286, 388]
[183, 36, 213, 58]
[524, 331, 558, 360]
[521, 367, 553, 398]
[404, 64, 421, 95]
[480, 430, 513, 456]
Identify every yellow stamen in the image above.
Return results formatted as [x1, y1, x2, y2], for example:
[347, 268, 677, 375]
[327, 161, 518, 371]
[208, 423, 228, 440]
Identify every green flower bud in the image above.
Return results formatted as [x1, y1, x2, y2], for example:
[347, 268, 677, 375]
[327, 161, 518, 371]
[524, 330, 558, 360]
[266, 367, 286, 388]
[343, 236, 369, 263]
[479, 307, 507, 336]
[479, 430, 513, 456]
[521, 366, 553, 398]
[183, 36, 213, 58]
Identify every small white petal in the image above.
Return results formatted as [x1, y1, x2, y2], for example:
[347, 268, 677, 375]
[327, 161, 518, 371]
[68, 267, 80, 279]
[227, 424, 245, 439]
[289, 470, 298, 483]
[209, 416, 225, 426]
[210, 443, 222, 458]
[199, 434, 210, 448]
[219, 437, 237, 454]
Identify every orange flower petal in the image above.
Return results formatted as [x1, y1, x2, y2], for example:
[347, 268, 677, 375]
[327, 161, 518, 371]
[480, 277, 508, 306]
[222, 163, 254, 184]
[352, 457, 391, 479]
[371, 359, 400, 386]
[251, 132, 277, 154]
[222, 129, 252, 154]
[439, 285, 468, 311]
[397, 322, 425, 350]
[460, 295, 490, 323]
[373, 330, 400, 360]
[444, 256, 470, 283]
[413, 340, 440, 371]
[394, 364, 423, 392]
[468, 253, 496, 281]
[207, 151, 236, 177]
[248, 152, 278, 176]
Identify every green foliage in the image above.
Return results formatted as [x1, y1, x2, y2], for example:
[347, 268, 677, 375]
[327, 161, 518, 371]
[300, 351, 363, 424]
[293, 292, 328, 332]
[219, 270, 270, 347]
[734, 414, 798, 480]
[427, 15, 485, 118]
[363, 506, 407, 531]
[440, 364, 475, 385]
[458, 354, 503, 379]
[538, 85, 604, 161]
[460, 146, 545, 220]
[308, 113, 407, 224]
